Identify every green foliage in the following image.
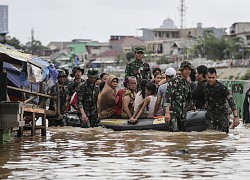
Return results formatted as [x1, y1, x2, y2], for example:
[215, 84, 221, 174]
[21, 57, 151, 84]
[23, 40, 48, 54]
[191, 30, 245, 60]
[6, 37, 22, 50]
[157, 56, 167, 64]
[126, 52, 134, 62]
[5, 36, 48, 55]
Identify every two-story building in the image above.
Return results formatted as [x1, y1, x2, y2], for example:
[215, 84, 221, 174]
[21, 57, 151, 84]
[138, 18, 226, 60]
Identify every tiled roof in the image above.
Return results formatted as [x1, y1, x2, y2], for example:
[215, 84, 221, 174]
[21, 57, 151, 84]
[110, 36, 145, 47]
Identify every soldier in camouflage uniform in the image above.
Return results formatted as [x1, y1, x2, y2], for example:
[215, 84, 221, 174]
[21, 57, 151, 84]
[125, 46, 152, 89]
[47, 70, 70, 126]
[48, 69, 70, 113]
[164, 61, 195, 131]
[77, 69, 99, 128]
[68, 67, 85, 96]
[204, 68, 240, 133]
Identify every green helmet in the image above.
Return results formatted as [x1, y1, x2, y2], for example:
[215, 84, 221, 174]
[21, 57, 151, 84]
[179, 61, 194, 71]
[57, 69, 67, 78]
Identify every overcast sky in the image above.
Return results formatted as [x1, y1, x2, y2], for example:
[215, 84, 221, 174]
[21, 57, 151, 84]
[1, 0, 249, 45]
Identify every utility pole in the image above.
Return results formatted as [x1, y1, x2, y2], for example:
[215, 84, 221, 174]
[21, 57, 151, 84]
[178, 0, 186, 29]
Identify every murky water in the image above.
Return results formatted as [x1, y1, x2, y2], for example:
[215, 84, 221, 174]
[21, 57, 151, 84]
[0, 123, 250, 179]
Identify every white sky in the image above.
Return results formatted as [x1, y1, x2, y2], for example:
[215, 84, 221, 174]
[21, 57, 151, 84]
[1, 0, 249, 45]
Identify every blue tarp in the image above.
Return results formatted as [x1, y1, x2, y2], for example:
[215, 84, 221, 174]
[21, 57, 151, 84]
[28, 57, 58, 85]
[3, 62, 21, 87]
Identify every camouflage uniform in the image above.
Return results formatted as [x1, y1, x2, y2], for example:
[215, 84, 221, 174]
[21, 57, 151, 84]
[204, 80, 237, 133]
[125, 47, 152, 86]
[68, 79, 84, 96]
[165, 75, 193, 131]
[125, 60, 151, 81]
[68, 67, 85, 96]
[77, 70, 99, 127]
[47, 70, 70, 114]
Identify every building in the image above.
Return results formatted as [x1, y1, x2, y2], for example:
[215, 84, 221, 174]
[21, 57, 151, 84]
[230, 22, 250, 47]
[138, 18, 226, 58]
[109, 35, 145, 53]
[0, 5, 8, 43]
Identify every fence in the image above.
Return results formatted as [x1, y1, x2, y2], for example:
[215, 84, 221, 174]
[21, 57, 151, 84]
[221, 79, 250, 118]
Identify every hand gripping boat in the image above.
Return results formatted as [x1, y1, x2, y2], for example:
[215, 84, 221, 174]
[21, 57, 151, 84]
[98, 110, 207, 132]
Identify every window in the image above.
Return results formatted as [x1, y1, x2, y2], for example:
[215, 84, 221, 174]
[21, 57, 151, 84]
[166, 33, 169, 38]
[247, 35, 250, 41]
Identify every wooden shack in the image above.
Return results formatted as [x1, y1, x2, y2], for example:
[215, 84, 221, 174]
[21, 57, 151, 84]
[0, 44, 59, 140]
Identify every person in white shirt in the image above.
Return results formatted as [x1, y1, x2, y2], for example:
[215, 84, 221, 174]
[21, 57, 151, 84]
[153, 67, 176, 116]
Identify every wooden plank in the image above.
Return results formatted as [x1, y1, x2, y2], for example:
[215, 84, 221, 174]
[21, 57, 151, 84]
[7, 86, 53, 99]
[45, 109, 57, 116]
[24, 107, 45, 114]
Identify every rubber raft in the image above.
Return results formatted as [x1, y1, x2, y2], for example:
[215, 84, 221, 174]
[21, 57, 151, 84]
[98, 110, 207, 132]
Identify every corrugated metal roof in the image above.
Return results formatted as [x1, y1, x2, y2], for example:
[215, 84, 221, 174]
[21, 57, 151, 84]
[0, 43, 32, 66]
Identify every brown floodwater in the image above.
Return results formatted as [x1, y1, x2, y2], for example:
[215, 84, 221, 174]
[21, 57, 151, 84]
[0, 123, 249, 179]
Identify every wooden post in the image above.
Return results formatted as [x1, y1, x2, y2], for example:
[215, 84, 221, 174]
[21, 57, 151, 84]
[0, 62, 7, 102]
[17, 126, 23, 137]
[41, 113, 46, 136]
[31, 112, 36, 136]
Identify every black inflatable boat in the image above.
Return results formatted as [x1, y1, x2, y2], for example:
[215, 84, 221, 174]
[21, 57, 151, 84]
[98, 110, 207, 132]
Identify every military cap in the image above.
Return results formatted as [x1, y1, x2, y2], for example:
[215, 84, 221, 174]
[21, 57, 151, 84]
[57, 69, 67, 78]
[70, 67, 84, 78]
[87, 69, 98, 77]
[179, 60, 194, 71]
[134, 46, 145, 53]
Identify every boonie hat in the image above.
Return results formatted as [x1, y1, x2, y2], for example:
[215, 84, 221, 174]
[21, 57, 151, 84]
[165, 67, 176, 76]
[70, 67, 84, 78]
[179, 60, 194, 71]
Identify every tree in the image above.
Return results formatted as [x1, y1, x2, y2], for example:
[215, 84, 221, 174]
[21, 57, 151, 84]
[224, 36, 244, 59]
[126, 52, 134, 62]
[23, 39, 49, 55]
[5, 37, 23, 50]
[191, 30, 244, 60]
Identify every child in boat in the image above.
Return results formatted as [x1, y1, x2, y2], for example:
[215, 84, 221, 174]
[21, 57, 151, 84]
[129, 82, 163, 123]
[134, 79, 148, 112]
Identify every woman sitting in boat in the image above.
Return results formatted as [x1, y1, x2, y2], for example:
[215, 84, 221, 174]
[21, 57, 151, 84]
[129, 82, 163, 123]
[99, 75, 118, 119]
[113, 80, 127, 118]
[121, 76, 137, 119]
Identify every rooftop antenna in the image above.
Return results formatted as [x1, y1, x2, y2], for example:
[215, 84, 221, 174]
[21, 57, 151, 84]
[31, 27, 34, 54]
[178, 0, 186, 29]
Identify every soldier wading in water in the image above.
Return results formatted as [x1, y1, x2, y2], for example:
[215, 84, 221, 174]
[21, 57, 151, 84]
[77, 69, 99, 128]
[164, 61, 195, 131]
[204, 68, 240, 133]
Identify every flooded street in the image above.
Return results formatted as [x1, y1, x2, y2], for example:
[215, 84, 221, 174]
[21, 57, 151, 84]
[0, 123, 250, 179]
